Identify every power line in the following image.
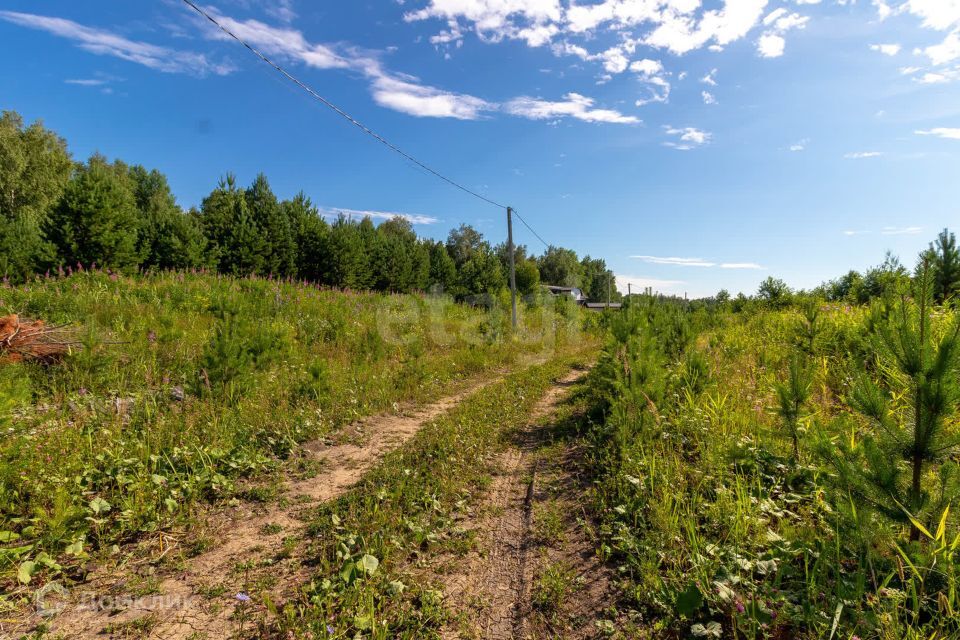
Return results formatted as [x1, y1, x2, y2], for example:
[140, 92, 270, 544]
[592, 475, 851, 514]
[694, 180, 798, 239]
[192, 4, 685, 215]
[179, 0, 507, 210]
[180, 0, 563, 267]
[511, 209, 551, 249]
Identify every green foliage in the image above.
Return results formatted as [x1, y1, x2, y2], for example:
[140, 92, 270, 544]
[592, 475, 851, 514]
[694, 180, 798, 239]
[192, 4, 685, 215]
[427, 240, 457, 294]
[130, 166, 207, 271]
[929, 228, 960, 303]
[46, 154, 141, 271]
[0, 111, 72, 280]
[772, 353, 812, 460]
[580, 255, 618, 302]
[197, 299, 288, 399]
[583, 291, 960, 639]
[283, 356, 585, 637]
[0, 271, 577, 587]
[284, 192, 328, 281]
[757, 276, 792, 308]
[444, 224, 505, 298]
[246, 173, 296, 277]
[538, 245, 582, 287]
[201, 174, 266, 276]
[827, 259, 960, 541]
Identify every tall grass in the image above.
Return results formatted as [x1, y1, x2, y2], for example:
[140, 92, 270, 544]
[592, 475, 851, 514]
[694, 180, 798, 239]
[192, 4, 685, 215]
[583, 295, 960, 639]
[0, 270, 581, 589]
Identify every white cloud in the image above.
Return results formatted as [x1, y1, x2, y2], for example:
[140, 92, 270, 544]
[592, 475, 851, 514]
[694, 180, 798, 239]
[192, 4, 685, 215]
[702, 90, 717, 104]
[664, 125, 712, 149]
[64, 78, 109, 86]
[844, 151, 884, 158]
[913, 67, 960, 83]
[404, 0, 563, 47]
[881, 226, 923, 235]
[919, 30, 960, 65]
[872, 0, 893, 20]
[200, 9, 497, 120]
[870, 43, 901, 56]
[505, 92, 639, 123]
[701, 68, 718, 86]
[630, 58, 671, 105]
[632, 255, 716, 267]
[264, 0, 297, 23]
[757, 33, 786, 57]
[755, 8, 807, 57]
[904, 0, 960, 31]
[0, 10, 235, 76]
[628, 256, 764, 270]
[317, 207, 440, 225]
[916, 127, 960, 139]
[409, 0, 774, 64]
[790, 138, 809, 151]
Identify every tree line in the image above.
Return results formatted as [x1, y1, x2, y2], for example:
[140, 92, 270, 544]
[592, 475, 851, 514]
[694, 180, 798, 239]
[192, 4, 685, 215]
[708, 229, 960, 310]
[0, 111, 617, 299]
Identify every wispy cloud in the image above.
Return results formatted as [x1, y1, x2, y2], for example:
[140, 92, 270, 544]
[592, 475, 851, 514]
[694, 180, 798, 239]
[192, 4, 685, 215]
[199, 8, 634, 123]
[317, 207, 440, 225]
[882, 226, 923, 235]
[870, 43, 901, 56]
[0, 11, 235, 76]
[790, 138, 809, 151]
[663, 126, 711, 150]
[631, 255, 715, 267]
[199, 8, 494, 120]
[916, 127, 960, 140]
[64, 78, 109, 86]
[504, 93, 639, 124]
[844, 151, 884, 159]
[631, 256, 764, 270]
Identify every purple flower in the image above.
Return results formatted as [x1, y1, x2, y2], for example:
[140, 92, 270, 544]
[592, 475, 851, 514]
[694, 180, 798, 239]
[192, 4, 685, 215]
[235, 592, 251, 602]
[327, 625, 334, 635]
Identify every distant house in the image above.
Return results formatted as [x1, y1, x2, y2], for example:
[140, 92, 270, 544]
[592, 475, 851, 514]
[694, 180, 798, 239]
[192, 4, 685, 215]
[544, 285, 587, 304]
[584, 302, 622, 311]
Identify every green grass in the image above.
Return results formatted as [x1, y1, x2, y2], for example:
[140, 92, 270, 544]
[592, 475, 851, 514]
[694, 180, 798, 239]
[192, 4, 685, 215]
[532, 561, 581, 617]
[582, 298, 960, 639]
[0, 270, 583, 591]
[263, 353, 591, 639]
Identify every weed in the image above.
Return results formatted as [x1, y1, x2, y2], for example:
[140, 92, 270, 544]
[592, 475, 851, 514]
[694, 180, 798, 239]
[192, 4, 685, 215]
[533, 561, 580, 615]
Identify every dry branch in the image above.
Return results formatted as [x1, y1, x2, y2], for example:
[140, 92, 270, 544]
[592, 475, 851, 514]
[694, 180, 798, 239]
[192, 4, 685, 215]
[0, 314, 80, 364]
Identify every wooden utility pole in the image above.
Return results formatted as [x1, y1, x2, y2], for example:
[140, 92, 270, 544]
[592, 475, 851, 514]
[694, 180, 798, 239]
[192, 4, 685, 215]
[628, 283, 632, 298]
[607, 274, 611, 308]
[507, 207, 518, 331]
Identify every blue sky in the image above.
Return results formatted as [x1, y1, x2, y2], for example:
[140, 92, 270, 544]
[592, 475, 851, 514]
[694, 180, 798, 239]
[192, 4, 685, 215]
[1, 0, 958, 297]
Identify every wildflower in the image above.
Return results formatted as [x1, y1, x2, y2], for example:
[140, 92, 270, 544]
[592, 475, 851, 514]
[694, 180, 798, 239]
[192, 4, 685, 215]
[235, 592, 251, 602]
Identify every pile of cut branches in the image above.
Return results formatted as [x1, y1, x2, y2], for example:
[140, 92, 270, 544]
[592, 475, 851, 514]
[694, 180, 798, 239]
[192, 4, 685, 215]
[0, 314, 79, 364]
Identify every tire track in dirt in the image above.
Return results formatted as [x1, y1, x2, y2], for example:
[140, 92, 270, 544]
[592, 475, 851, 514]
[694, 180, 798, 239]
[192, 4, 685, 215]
[31, 356, 552, 640]
[436, 367, 597, 640]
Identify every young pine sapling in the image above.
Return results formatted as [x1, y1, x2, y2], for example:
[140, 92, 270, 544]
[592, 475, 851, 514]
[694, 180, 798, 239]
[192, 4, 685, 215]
[773, 353, 813, 462]
[843, 259, 960, 541]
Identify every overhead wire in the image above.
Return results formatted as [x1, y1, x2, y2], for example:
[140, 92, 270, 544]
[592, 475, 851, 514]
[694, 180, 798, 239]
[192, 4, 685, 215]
[179, 0, 507, 210]
[180, 0, 564, 260]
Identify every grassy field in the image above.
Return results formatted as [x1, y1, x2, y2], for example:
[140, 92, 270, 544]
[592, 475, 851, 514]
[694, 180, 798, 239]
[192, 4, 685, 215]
[7, 268, 959, 640]
[583, 289, 960, 639]
[0, 271, 582, 600]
